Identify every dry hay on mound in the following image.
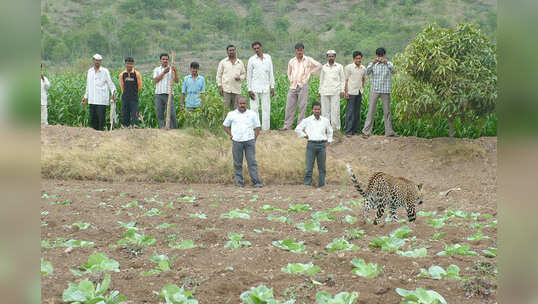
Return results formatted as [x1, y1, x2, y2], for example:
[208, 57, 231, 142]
[41, 126, 346, 184]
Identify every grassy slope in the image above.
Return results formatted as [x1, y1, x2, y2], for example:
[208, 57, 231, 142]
[41, 0, 497, 73]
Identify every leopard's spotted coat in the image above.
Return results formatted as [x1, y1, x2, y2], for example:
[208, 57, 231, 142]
[346, 164, 423, 225]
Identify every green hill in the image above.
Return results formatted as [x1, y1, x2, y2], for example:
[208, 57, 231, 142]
[41, 0, 497, 74]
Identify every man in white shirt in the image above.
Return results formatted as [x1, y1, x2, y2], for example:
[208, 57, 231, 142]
[81, 54, 116, 131]
[41, 66, 50, 125]
[247, 41, 275, 131]
[295, 102, 334, 187]
[344, 51, 367, 137]
[153, 53, 179, 128]
[319, 50, 345, 131]
[217, 45, 246, 109]
[223, 97, 263, 188]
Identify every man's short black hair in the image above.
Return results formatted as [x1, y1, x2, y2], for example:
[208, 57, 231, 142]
[352, 51, 363, 58]
[375, 48, 386, 56]
[312, 102, 321, 109]
[226, 44, 235, 50]
[190, 61, 200, 69]
[160, 53, 169, 59]
[251, 41, 262, 48]
[125, 57, 134, 63]
[295, 42, 305, 50]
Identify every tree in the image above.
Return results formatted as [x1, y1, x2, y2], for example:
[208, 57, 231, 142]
[275, 16, 290, 34]
[118, 20, 150, 58]
[393, 23, 497, 139]
[51, 41, 70, 62]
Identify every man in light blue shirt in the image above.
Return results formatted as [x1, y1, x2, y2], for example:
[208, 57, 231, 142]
[180, 62, 205, 110]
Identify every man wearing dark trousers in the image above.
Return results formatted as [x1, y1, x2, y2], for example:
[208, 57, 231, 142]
[119, 57, 142, 127]
[344, 51, 366, 137]
[153, 53, 179, 128]
[295, 102, 334, 187]
[223, 97, 263, 188]
[81, 54, 116, 131]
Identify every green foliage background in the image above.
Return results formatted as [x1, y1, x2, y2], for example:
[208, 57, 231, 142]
[40, 0, 497, 72]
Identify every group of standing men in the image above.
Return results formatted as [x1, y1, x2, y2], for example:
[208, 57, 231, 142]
[41, 42, 399, 188]
[216, 42, 398, 188]
[213, 42, 398, 138]
[42, 41, 397, 138]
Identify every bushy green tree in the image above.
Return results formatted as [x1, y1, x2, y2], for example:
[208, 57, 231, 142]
[393, 23, 497, 138]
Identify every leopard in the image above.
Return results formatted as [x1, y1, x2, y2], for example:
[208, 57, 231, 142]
[345, 163, 424, 225]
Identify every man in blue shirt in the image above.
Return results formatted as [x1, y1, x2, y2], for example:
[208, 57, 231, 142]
[180, 62, 205, 110]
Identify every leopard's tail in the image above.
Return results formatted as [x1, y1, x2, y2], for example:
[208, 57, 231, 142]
[345, 163, 367, 198]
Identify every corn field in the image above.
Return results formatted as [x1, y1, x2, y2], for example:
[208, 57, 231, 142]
[46, 71, 496, 138]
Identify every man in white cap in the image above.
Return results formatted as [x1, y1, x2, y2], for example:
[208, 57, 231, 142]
[318, 50, 345, 131]
[81, 54, 116, 131]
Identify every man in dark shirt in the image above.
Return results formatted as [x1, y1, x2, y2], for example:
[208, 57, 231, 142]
[119, 57, 142, 127]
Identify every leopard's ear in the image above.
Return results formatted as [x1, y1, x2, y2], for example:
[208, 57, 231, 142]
[417, 183, 423, 191]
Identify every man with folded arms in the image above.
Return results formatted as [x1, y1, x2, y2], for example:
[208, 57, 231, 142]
[319, 50, 345, 131]
[295, 102, 333, 188]
[81, 54, 116, 131]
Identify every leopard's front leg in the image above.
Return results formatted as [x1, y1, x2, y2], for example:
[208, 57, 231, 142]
[389, 201, 399, 222]
[406, 202, 416, 222]
[373, 202, 386, 225]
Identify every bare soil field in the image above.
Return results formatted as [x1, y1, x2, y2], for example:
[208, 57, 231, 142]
[41, 127, 497, 303]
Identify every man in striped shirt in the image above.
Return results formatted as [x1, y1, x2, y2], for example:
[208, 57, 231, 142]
[281, 42, 322, 130]
[362, 47, 398, 138]
[81, 54, 116, 131]
[153, 53, 179, 129]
